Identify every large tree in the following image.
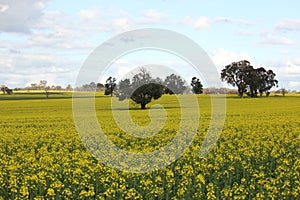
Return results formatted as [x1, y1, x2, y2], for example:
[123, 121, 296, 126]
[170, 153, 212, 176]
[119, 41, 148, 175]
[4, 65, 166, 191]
[117, 79, 131, 101]
[117, 68, 164, 109]
[244, 65, 259, 97]
[66, 84, 73, 91]
[164, 74, 186, 94]
[257, 68, 278, 96]
[39, 80, 47, 90]
[1, 86, 6, 94]
[221, 60, 278, 97]
[221, 60, 252, 98]
[104, 77, 116, 96]
[191, 77, 203, 94]
[0, 86, 12, 95]
[38, 80, 50, 98]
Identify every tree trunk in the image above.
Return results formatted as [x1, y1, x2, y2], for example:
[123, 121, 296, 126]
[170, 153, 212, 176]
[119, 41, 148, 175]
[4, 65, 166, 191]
[238, 91, 243, 98]
[238, 87, 244, 98]
[141, 103, 146, 109]
[110, 87, 113, 97]
[250, 89, 254, 97]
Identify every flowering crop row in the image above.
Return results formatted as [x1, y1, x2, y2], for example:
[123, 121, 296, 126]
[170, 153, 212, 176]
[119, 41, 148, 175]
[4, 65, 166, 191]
[0, 95, 299, 199]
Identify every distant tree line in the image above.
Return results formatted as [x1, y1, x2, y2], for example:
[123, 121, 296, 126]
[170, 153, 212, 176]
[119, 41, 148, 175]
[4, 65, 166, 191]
[0, 60, 290, 107]
[1, 80, 74, 98]
[203, 87, 238, 94]
[75, 82, 104, 92]
[21, 80, 73, 91]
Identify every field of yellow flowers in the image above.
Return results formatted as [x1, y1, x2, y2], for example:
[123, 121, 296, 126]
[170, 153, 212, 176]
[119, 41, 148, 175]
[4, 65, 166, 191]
[0, 94, 299, 199]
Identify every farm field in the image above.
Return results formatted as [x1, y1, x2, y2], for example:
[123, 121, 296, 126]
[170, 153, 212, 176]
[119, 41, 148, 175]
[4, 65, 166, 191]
[0, 94, 299, 199]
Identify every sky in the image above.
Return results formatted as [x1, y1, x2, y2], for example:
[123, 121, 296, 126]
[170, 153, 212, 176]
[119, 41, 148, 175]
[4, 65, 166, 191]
[0, 0, 300, 90]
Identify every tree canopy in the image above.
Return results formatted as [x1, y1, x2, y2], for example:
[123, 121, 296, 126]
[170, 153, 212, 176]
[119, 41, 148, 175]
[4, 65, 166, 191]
[117, 68, 164, 109]
[0, 86, 13, 95]
[221, 60, 278, 97]
[191, 77, 203, 94]
[164, 74, 186, 94]
[104, 77, 116, 96]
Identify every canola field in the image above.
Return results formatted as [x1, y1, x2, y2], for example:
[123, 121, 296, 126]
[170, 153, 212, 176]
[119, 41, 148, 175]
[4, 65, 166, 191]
[0, 94, 299, 199]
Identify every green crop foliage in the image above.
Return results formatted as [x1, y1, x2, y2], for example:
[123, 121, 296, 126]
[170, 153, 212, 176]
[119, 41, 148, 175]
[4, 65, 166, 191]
[0, 94, 299, 199]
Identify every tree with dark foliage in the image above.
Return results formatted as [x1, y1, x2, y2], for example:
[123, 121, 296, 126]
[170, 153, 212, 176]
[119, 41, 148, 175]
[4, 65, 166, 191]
[117, 68, 164, 109]
[164, 74, 186, 94]
[38, 80, 50, 98]
[117, 79, 131, 101]
[191, 77, 203, 94]
[257, 68, 278, 96]
[1, 86, 13, 95]
[104, 77, 116, 96]
[221, 60, 252, 98]
[221, 60, 278, 97]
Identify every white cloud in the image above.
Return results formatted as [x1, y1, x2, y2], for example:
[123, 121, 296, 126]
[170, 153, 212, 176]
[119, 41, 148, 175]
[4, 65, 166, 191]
[288, 81, 300, 89]
[21, 10, 96, 51]
[264, 58, 300, 90]
[78, 7, 101, 20]
[194, 17, 210, 30]
[0, 73, 57, 88]
[76, 7, 133, 33]
[260, 36, 293, 46]
[277, 59, 300, 76]
[0, 50, 79, 88]
[276, 18, 300, 32]
[214, 17, 252, 25]
[210, 48, 252, 68]
[48, 66, 67, 73]
[113, 18, 130, 31]
[236, 29, 256, 36]
[0, 4, 9, 12]
[0, 0, 48, 33]
[142, 9, 162, 20]
[183, 16, 210, 30]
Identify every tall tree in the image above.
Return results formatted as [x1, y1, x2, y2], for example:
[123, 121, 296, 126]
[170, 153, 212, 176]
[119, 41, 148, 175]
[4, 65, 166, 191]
[191, 77, 203, 94]
[221, 60, 252, 98]
[1, 86, 6, 94]
[0, 86, 12, 95]
[66, 84, 73, 91]
[6, 88, 13, 95]
[117, 68, 164, 109]
[244, 65, 259, 97]
[38, 80, 49, 98]
[89, 82, 97, 90]
[104, 77, 116, 96]
[45, 86, 50, 98]
[221, 60, 278, 97]
[30, 83, 38, 90]
[257, 68, 278, 96]
[164, 74, 186, 94]
[117, 79, 131, 100]
[96, 83, 104, 91]
[39, 80, 47, 90]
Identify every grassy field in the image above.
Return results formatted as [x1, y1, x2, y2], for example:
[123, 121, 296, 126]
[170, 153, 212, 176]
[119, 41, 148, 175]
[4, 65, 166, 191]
[0, 93, 299, 199]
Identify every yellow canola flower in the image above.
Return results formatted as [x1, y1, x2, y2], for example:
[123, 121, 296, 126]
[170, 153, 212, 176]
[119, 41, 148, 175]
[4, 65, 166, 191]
[46, 188, 55, 196]
[196, 174, 205, 184]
